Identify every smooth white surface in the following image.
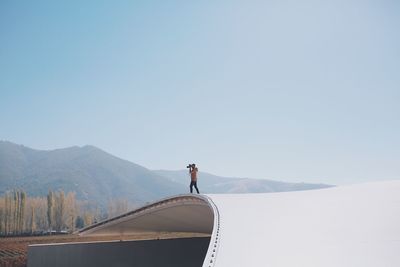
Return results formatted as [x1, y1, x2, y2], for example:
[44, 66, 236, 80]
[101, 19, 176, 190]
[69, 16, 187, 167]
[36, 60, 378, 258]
[79, 181, 400, 267]
[208, 181, 400, 267]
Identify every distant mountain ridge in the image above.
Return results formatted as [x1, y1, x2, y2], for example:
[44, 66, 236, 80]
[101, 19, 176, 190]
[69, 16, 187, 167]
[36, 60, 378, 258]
[0, 141, 333, 208]
[0, 141, 184, 208]
[154, 170, 332, 194]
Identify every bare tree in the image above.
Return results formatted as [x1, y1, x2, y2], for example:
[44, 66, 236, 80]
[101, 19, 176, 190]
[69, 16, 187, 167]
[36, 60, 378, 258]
[107, 198, 129, 218]
[83, 211, 94, 227]
[65, 192, 77, 232]
[54, 191, 65, 232]
[47, 191, 54, 231]
[1, 190, 115, 234]
[0, 199, 4, 234]
[4, 193, 10, 234]
[14, 190, 18, 233]
[30, 206, 36, 233]
[31, 197, 48, 231]
[19, 191, 26, 233]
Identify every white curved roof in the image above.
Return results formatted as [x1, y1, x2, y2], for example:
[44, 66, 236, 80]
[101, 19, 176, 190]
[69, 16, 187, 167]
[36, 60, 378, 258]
[80, 181, 400, 267]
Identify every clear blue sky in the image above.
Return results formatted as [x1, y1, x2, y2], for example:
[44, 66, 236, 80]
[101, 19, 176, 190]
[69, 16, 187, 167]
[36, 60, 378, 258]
[1, 0, 399, 185]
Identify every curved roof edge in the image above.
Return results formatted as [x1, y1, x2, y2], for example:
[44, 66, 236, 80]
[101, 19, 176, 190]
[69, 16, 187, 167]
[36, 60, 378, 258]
[202, 195, 221, 267]
[78, 194, 221, 267]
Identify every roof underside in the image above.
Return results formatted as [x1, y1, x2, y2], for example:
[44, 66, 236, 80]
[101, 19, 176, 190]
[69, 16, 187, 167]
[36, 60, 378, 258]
[79, 195, 214, 236]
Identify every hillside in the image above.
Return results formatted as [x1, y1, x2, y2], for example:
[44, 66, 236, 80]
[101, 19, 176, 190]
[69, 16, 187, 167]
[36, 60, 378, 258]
[0, 141, 332, 208]
[0, 141, 185, 208]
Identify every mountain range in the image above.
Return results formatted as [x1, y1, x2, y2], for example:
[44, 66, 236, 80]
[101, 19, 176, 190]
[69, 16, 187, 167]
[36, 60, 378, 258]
[0, 141, 332, 208]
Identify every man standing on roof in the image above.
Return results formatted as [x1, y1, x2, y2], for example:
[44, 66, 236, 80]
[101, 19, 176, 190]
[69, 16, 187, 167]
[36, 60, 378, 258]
[188, 163, 200, 194]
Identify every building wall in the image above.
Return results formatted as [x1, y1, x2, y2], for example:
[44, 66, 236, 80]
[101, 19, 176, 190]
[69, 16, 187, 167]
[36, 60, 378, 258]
[28, 237, 210, 267]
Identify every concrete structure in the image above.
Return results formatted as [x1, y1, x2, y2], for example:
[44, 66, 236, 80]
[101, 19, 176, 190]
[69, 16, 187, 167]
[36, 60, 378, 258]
[29, 181, 400, 267]
[28, 237, 210, 267]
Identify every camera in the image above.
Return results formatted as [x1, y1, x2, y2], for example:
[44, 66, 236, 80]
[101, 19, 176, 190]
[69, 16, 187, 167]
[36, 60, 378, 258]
[186, 163, 195, 169]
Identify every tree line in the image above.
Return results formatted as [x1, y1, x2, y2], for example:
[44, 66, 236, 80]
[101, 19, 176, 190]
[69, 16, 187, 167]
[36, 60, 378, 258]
[0, 190, 130, 236]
